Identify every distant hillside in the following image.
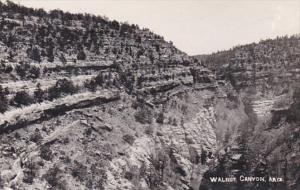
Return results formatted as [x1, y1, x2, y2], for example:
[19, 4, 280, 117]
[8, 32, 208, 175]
[0, 1, 299, 190]
[195, 36, 300, 190]
[194, 35, 300, 90]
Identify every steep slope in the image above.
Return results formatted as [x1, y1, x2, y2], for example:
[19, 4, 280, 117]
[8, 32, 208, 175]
[196, 36, 300, 190]
[0, 1, 299, 190]
[0, 2, 217, 190]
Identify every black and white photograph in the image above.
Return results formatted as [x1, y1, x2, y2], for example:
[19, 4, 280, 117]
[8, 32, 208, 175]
[0, 0, 299, 189]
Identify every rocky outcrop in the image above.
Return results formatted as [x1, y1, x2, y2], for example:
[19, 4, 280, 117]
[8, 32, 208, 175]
[0, 2, 299, 190]
[190, 67, 215, 84]
[0, 90, 120, 134]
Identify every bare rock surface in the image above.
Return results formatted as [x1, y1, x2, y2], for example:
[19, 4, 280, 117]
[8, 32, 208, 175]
[0, 2, 299, 190]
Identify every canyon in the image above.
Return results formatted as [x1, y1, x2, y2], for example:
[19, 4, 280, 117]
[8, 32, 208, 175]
[0, 1, 299, 190]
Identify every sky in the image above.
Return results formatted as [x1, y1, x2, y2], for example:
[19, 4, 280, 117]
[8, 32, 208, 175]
[10, 0, 300, 55]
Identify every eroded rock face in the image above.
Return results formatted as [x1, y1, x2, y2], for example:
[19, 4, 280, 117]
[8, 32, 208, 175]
[0, 2, 299, 190]
[1, 45, 299, 190]
[0, 79, 245, 190]
[197, 37, 300, 190]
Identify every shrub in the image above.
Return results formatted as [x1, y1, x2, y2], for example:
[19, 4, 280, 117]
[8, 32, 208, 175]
[43, 166, 66, 190]
[40, 144, 53, 161]
[14, 132, 21, 139]
[15, 63, 41, 79]
[137, 49, 144, 58]
[136, 76, 143, 88]
[4, 64, 13, 73]
[84, 73, 106, 91]
[59, 53, 67, 64]
[94, 73, 104, 86]
[77, 50, 86, 60]
[167, 117, 177, 126]
[57, 79, 77, 94]
[28, 66, 40, 79]
[172, 118, 177, 126]
[27, 47, 41, 62]
[71, 160, 88, 182]
[47, 47, 54, 62]
[134, 106, 153, 124]
[15, 63, 29, 78]
[34, 83, 45, 103]
[29, 129, 43, 143]
[144, 126, 154, 136]
[23, 159, 37, 184]
[122, 134, 135, 145]
[84, 79, 97, 92]
[124, 171, 134, 181]
[156, 111, 164, 124]
[48, 78, 77, 100]
[0, 85, 8, 113]
[110, 20, 120, 30]
[12, 90, 34, 107]
[119, 69, 134, 94]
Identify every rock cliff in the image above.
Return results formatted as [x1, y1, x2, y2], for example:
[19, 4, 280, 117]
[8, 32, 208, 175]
[0, 1, 299, 190]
